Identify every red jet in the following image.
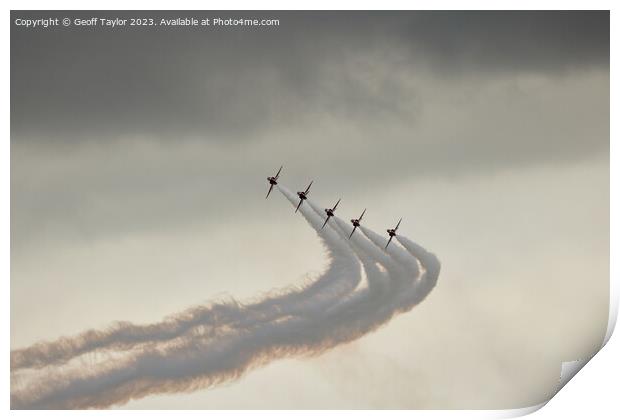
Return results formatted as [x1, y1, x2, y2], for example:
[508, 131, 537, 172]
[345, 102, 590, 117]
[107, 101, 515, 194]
[265, 166, 283, 199]
[295, 181, 313, 213]
[385, 218, 402, 249]
[322, 198, 341, 229]
[349, 209, 366, 239]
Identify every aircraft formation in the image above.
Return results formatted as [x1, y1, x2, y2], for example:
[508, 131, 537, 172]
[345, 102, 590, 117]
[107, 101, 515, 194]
[266, 166, 402, 249]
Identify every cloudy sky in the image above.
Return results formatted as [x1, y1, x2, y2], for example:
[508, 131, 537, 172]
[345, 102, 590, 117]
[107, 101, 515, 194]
[11, 11, 609, 409]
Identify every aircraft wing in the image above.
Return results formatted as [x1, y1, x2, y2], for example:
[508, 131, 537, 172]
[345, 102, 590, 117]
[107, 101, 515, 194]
[321, 216, 330, 229]
[395, 218, 402, 231]
[304, 181, 313, 194]
[333, 199, 341, 211]
[295, 199, 303, 213]
[385, 235, 394, 250]
[359, 209, 366, 221]
[349, 226, 357, 239]
[275, 166, 282, 178]
[266, 184, 274, 199]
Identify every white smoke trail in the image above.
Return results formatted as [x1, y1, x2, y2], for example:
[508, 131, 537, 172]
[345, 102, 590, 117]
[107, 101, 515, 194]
[11, 186, 439, 409]
[360, 225, 440, 314]
[395, 235, 441, 308]
[11, 185, 361, 371]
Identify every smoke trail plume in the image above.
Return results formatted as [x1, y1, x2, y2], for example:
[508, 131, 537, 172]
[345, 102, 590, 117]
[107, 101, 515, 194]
[11, 186, 360, 371]
[11, 185, 439, 409]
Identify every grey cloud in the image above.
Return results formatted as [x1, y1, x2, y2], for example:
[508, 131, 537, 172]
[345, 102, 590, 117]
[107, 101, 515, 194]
[400, 11, 609, 74]
[11, 11, 609, 143]
[10, 11, 609, 249]
[11, 68, 609, 249]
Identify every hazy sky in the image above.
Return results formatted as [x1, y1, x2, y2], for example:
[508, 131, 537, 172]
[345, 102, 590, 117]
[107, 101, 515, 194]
[11, 11, 609, 409]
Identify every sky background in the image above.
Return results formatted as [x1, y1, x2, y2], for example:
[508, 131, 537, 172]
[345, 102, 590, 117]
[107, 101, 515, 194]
[11, 11, 609, 409]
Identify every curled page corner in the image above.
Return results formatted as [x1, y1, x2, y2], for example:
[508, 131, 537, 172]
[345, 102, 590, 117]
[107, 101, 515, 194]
[533, 248, 618, 413]
[558, 357, 594, 392]
[548, 263, 620, 401]
[487, 356, 598, 419]
[495, 402, 547, 419]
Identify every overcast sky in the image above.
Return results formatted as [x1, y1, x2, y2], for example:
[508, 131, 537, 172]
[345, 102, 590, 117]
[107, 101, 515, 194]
[11, 11, 609, 409]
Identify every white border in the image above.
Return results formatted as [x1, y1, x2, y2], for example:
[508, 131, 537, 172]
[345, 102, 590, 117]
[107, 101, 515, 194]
[4, 1, 617, 418]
